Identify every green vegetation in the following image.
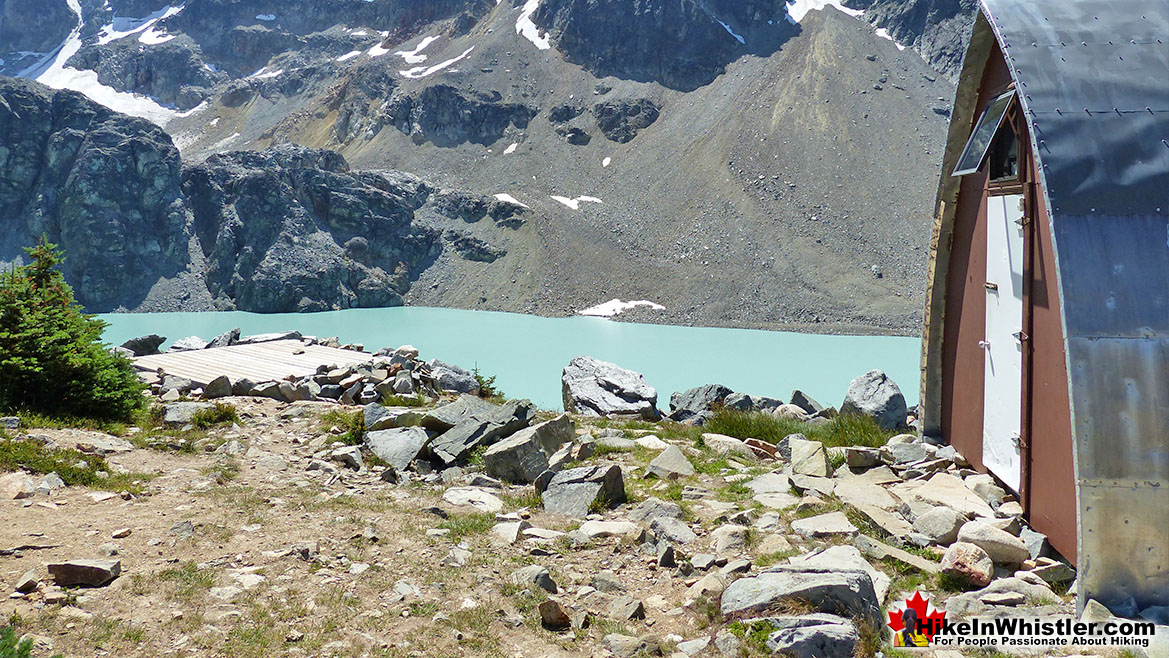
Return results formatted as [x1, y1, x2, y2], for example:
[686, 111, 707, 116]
[0, 239, 145, 421]
[472, 366, 504, 401]
[189, 403, 239, 429]
[0, 435, 151, 494]
[0, 625, 61, 658]
[381, 393, 425, 408]
[436, 513, 495, 542]
[318, 409, 364, 445]
[702, 409, 894, 449]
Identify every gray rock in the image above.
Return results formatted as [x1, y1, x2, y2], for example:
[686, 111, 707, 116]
[956, 521, 1030, 564]
[789, 437, 830, 477]
[47, 559, 121, 587]
[651, 516, 697, 545]
[789, 390, 825, 415]
[0, 416, 18, 431]
[561, 356, 659, 420]
[538, 600, 572, 629]
[15, 569, 38, 593]
[442, 487, 504, 514]
[510, 565, 558, 594]
[608, 596, 645, 620]
[363, 403, 423, 431]
[645, 445, 695, 479]
[430, 399, 537, 465]
[236, 331, 302, 345]
[1019, 526, 1049, 560]
[160, 374, 193, 394]
[330, 446, 364, 471]
[202, 375, 233, 399]
[789, 545, 890, 603]
[759, 614, 859, 658]
[845, 447, 880, 469]
[913, 507, 966, 545]
[121, 334, 166, 356]
[483, 414, 575, 483]
[883, 442, 928, 464]
[364, 427, 430, 472]
[420, 394, 497, 431]
[720, 565, 881, 625]
[790, 512, 857, 539]
[231, 377, 256, 397]
[170, 336, 209, 352]
[207, 327, 240, 348]
[628, 497, 684, 523]
[161, 401, 213, 427]
[542, 463, 626, 517]
[427, 359, 479, 394]
[840, 370, 907, 430]
[668, 384, 732, 422]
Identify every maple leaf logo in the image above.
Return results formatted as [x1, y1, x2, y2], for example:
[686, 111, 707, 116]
[887, 590, 947, 643]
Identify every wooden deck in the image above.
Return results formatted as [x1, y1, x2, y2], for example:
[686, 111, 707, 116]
[133, 340, 373, 386]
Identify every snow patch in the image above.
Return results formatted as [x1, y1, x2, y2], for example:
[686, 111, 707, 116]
[400, 46, 473, 79]
[256, 14, 275, 21]
[21, 0, 193, 127]
[602, 157, 611, 167]
[395, 36, 438, 64]
[248, 67, 283, 79]
[551, 195, 602, 210]
[337, 50, 363, 62]
[96, 4, 183, 45]
[503, 143, 518, 155]
[493, 193, 528, 208]
[209, 132, 241, 152]
[350, 29, 368, 36]
[579, 299, 665, 317]
[874, 27, 906, 50]
[516, 0, 551, 50]
[368, 42, 391, 57]
[138, 24, 174, 44]
[209, 117, 219, 126]
[785, 0, 863, 23]
[715, 18, 745, 44]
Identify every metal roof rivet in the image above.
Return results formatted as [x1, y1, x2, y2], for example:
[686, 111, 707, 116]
[1082, 42, 1087, 46]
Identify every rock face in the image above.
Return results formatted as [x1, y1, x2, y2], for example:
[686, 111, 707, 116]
[0, 78, 190, 311]
[0, 0, 74, 54]
[562, 357, 659, 420]
[849, 0, 979, 80]
[840, 370, 907, 430]
[533, 0, 794, 90]
[592, 98, 660, 143]
[542, 463, 626, 517]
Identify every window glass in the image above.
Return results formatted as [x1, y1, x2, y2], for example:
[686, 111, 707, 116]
[953, 90, 1016, 177]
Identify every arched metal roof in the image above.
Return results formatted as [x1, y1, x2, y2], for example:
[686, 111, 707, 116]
[982, 0, 1169, 218]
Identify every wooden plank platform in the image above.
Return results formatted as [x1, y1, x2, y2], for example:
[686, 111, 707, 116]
[133, 340, 373, 386]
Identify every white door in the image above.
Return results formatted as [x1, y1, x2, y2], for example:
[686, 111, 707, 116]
[982, 194, 1024, 492]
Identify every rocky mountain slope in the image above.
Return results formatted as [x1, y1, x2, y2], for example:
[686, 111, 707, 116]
[1, 0, 977, 333]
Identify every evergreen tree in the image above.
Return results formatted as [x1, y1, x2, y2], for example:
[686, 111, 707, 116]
[0, 238, 145, 420]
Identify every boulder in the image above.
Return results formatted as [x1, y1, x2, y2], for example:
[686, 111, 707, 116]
[913, 507, 966, 545]
[510, 565, 558, 594]
[912, 473, 995, 518]
[789, 437, 831, 477]
[940, 542, 994, 587]
[539, 600, 572, 629]
[721, 565, 881, 625]
[363, 403, 423, 431]
[430, 399, 538, 465]
[790, 512, 857, 539]
[561, 356, 659, 420]
[701, 433, 756, 459]
[578, 520, 642, 540]
[542, 463, 626, 517]
[668, 384, 732, 422]
[773, 404, 811, 421]
[628, 497, 684, 523]
[442, 487, 504, 514]
[789, 390, 825, 415]
[161, 401, 213, 427]
[483, 414, 575, 483]
[760, 614, 859, 658]
[650, 516, 696, 545]
[789, 546, 890, 602]
[427, 359, 479, 394]
[956, 521, 1030, 564]
[202, 375, 233, 399]
[120, 334, 165, 356]
[160, 374, 193, 394]
[745, 473, 791, 495]
[207, 327, 240, 348]
[47, 559, 121, 587]
[840, 370, 907, 430]
[1, 473, 35, 500]
[712, 525, 748, 553]
[421, 395, 497, 431]
[236, 331, 302, 345]
[170, 336, 209, 352]
[364, 427, 430, 472]
[645, 445, 694, 479]
[845, 447, 880, 469]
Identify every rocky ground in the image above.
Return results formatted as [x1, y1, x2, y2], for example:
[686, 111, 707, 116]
[3, 340, 1164, 658]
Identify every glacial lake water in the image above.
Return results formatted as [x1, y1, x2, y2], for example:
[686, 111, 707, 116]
[98, 307, 921, 411]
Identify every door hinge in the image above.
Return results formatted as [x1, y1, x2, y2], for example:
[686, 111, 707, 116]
[985, 282, 999, 291]
[1012, 330, 1029, 342]
[1012, 433, 1027, 449]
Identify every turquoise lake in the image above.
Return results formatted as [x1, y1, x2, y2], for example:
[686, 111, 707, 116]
[98, 307, 921, 412]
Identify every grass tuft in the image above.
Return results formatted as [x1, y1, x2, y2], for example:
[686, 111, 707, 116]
[0, 434, 151, 494]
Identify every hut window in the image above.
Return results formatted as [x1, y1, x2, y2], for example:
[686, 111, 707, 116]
[988, 120, 1019, 181]
[952, 90, 1016, 177]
